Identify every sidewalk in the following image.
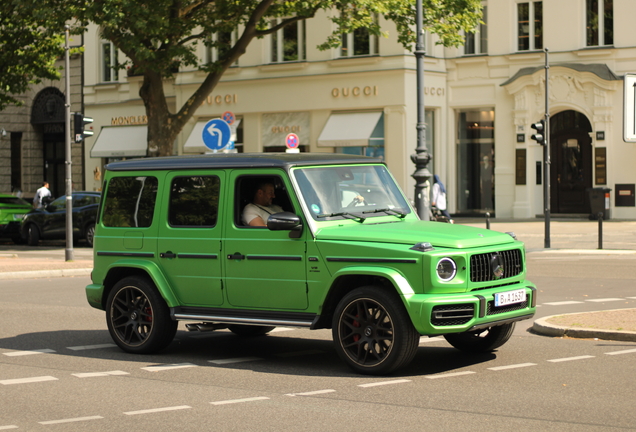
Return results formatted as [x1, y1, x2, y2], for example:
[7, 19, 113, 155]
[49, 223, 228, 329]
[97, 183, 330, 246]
[1, 219, 635, 342]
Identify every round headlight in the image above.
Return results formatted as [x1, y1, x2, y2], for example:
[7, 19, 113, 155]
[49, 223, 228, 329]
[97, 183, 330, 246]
[436, 258, 457, 281]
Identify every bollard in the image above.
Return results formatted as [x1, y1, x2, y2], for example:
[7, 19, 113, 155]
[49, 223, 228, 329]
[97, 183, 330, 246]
[598, 211, 603, 250]
[486, 212, 490, 230]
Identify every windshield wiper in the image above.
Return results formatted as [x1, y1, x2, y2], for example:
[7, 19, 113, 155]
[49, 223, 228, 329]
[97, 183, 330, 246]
[317, 211, 366, 223]
[362, 208, 407, 218]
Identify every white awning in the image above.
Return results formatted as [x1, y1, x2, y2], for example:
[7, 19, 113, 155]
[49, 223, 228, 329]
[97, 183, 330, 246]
[183, 119, 241, 153]
[90, 125, 148, 158]
[317, 112, 383, 147]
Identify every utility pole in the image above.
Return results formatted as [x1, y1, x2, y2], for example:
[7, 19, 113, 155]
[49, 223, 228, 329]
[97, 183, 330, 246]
[410, 0, 432, 220]
[543, 47, 550, 248]
[64, 25, 74, 261]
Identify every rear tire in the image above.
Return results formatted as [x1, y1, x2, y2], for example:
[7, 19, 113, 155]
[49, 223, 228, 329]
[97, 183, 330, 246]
[443, 322, 516, 353]
[332, 286, 420, 375]
[228, 325, 275, 336]
[26, 224, 40, 246]
[106, 276, 177, 354]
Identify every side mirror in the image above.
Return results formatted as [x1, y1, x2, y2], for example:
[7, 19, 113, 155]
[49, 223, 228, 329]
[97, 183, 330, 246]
[267, 212, 303, 238]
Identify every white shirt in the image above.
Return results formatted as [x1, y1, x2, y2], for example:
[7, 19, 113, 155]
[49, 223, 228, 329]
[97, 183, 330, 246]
[242, 203, 283, 225]
[431, 183, 447, 211]
[33, 186, 52, 209]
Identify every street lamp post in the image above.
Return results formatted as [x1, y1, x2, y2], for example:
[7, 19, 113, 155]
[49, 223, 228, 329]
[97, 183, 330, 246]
[411, 0, 432, 220]
[64, 25, 74, 261]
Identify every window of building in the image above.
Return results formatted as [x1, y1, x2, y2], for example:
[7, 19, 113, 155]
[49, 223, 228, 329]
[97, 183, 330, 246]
[169, 176, 220, 227]
[270, 19, 306, 62]
[102, 176, 158, 227]
[465, 4, 488, 55]
[101, 41, 119, 82]
[208, 28, 239, 65]
[586, 0, 613, 46]
[340, 16, 379, 57]
[10, 132, 22, 194]
[517, 2, 542, 51]
[456, 109, 495, 214]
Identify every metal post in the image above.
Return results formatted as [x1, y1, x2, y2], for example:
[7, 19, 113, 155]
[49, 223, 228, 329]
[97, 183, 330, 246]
[410, 0, 432, 220]
[598, 212, 603, 249]
[64, 26, 74, 261]
[486, 212, 490, 230]
[543, 47, 551, 249]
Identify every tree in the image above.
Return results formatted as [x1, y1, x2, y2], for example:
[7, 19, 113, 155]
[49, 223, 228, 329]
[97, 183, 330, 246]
[74, 0, 482, 157]
[0, 0, 74, 110]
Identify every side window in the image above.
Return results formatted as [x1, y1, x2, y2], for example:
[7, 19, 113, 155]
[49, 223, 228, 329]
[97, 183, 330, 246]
[73, 195, 92, 207]
[168, 176, 220, 227]
[102, 176, 158, 227]
[235, 175, 293, 227]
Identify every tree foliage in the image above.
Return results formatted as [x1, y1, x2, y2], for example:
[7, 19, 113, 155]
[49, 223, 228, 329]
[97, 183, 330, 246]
[8, 0, 481, 155]
[0, 0, 75, 110]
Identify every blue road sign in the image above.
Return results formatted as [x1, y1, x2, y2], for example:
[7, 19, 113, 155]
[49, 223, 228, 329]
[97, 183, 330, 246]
[202, 119, 231, 151]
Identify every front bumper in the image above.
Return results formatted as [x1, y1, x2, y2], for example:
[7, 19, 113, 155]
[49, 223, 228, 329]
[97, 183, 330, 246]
[404, 282, 537, 335]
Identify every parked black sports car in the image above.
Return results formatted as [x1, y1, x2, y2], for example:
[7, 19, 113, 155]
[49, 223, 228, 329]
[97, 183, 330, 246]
[21, 192, 101, 247]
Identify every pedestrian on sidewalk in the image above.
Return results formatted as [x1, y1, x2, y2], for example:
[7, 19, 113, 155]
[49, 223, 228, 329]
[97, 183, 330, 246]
[33, 181, 51, 209]
[431, 174, 453, 223]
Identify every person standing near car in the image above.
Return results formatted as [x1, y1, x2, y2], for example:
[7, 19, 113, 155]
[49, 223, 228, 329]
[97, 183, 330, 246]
[33, 181, 51, 209]
[431, 174, 453, 223]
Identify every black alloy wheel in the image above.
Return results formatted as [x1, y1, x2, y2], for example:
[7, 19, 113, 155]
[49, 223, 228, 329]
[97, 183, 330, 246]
[26, 224, 40, 246]
[106, 276, 177, 354]
[85, 223, 95, 247]
[332, 286, 419, 375]
[443, 322, 516, 353]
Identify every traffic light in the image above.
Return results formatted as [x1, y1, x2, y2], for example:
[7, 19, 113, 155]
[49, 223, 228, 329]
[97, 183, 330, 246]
[530, 119, 545, 145]
[73, 112, 94, 143]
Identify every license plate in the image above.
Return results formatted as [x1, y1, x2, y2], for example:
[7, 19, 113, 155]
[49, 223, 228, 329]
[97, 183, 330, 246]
[494, 289, 526, 307]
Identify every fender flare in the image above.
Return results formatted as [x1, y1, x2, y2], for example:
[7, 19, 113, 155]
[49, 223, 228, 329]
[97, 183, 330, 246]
[102, 259, 179, 307]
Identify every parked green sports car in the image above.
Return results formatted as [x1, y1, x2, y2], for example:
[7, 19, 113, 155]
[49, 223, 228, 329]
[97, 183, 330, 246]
[0, 194, 32, 244]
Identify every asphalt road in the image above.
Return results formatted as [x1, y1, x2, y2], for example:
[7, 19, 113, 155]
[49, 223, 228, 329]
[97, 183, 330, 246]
[1, 250, 636, 431]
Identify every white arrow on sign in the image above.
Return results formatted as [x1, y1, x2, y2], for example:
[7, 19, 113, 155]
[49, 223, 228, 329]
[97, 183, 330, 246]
[624, 73, 636, 143]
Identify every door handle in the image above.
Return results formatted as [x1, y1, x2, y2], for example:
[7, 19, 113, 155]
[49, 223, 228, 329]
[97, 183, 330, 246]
[160, 251, 176, 258]
[227, 252, 245, 260]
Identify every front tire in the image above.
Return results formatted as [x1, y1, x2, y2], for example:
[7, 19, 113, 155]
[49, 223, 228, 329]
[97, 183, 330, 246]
[85, 223, 95, 247]
[106, 276, 177, 354]
[228, 325, 275, 336]
[332, 286, 420, 375]
[26, 224, 40, 246]
[443, 322, 516, 353]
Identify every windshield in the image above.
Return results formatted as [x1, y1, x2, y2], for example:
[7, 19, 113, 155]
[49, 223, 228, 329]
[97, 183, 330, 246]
[294, 165, 411, 221]
[0, 196, 30, 206]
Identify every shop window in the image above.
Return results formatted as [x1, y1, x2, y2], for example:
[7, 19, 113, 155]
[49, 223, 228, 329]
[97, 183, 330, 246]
[10, 132, 22, 194]
[586, 0, 613, 46]
[340, 15, 379, 57]
[456, 110, 495, 214]
[465, 4, 487, 55]
[270, 19, 306, 62]
[517, 2, 542, 51]
[101, 41, 119, 82]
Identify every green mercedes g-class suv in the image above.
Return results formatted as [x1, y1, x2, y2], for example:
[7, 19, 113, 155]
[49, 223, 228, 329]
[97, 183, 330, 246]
[86, 153, 536, 374]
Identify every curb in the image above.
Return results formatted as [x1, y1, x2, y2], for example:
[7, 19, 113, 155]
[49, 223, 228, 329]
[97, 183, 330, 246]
[533, 313, 636, 342]
[0, 268, 92, 280]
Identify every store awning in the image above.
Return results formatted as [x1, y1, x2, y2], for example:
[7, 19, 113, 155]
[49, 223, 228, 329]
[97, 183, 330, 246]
[90, 125, 148, 158]
[183, 119, 241, 153]
[317, 112, 383, 147]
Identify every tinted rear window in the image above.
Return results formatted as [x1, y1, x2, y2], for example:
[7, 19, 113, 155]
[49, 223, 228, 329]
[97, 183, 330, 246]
[102, 176, 158, 227]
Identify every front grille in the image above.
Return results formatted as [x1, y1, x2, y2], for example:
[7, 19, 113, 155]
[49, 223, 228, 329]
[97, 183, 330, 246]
[431, 304, 475, 326]
[470, 249, 523, 282]
[487, 299, 528, 315]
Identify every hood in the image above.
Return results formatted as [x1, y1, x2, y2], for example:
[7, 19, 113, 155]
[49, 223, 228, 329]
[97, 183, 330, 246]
[314, 220, 516, 249]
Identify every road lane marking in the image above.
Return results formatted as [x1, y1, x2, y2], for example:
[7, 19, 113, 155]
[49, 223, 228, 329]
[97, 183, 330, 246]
[72, 371, 129, 378]
[605, 348, 636, 356]
[419, 336, 445, 344]
[285, 390, 336, 396]
[211, 397, 270, 405]
[358, 379, 411, 388]
[488, 363, 537, 371]
[39, 416, 103, 425]
[141, 363, 197, 372]
[548, 355, 595, 363]
[208, 357, 262, 365]
[67, 344, 116, 351]
[543, 301, 584, 306]
[3, 349, 55, 356]
[277, 350, 325, 358]
[0, 426, 18, 430]
[425, 371, 476, 379]
[1, 376, 58, 385]
[627, 297, 636, 300]
[586, 298, 623, 303]
[124, 406, 191, 415]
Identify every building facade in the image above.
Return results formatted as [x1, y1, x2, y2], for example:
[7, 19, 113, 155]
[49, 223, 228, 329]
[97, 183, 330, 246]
[83, 0, 636, 219]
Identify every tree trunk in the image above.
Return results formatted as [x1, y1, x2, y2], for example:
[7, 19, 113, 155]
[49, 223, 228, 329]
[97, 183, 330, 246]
[140, 71, 178, 157]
